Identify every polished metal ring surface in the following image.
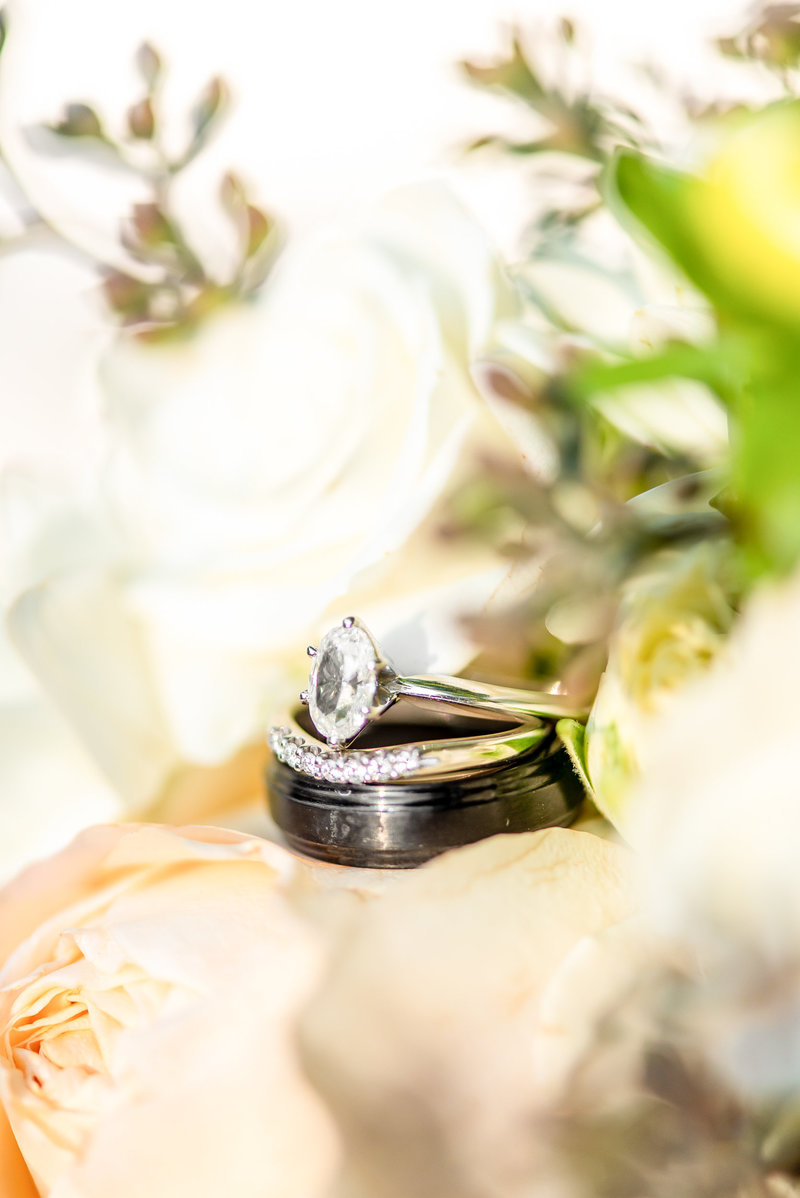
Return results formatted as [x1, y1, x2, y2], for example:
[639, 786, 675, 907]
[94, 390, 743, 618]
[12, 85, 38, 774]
[293, 615, 585, 752]
[265, 616, 586, 866]
[266, 717, 584, 868]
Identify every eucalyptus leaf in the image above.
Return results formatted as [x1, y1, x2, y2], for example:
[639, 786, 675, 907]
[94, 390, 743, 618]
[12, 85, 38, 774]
[460, 35, 545, 104]
[51, 102, 105, 140]
[135, 41, 162, 90]
[127, 97, 155, 140]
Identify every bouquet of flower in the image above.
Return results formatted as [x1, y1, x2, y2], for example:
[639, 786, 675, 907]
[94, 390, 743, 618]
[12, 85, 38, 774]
[2, 2, 800, 1195]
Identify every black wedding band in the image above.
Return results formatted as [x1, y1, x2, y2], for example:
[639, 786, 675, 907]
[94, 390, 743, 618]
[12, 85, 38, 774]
[266, 713, 584, 868]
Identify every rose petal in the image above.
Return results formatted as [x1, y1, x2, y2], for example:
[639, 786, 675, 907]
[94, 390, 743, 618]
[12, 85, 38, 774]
[0, 1101, 38, 1198]
[8, 573, 179, 805]
[0, 824, 339, 1198]
[301, 828, 635, 1197]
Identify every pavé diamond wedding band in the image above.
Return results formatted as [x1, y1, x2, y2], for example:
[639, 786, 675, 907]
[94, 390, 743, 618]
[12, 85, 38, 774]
[268, 709, 550, 785]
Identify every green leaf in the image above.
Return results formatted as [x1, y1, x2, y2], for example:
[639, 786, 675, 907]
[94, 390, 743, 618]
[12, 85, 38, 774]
[606, 151, 702, 276]
[220, 172, 275, 264]
[734, 338, 800, 575]
[605, 148, 792, 324]
[556, 718, 595, 798]
[569, 338, 746, 410]
[190, 76, 227, 142]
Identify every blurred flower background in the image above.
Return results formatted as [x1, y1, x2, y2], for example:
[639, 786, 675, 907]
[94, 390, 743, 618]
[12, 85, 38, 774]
[4, 0, 800, 1194]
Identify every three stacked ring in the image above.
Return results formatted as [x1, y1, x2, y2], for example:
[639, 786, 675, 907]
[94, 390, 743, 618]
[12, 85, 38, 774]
[267, 617, 586, 868]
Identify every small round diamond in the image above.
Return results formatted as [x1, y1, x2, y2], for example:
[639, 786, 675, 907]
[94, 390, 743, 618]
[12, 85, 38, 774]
[308, 623, 379, 744]
[268, 723, 424, 784]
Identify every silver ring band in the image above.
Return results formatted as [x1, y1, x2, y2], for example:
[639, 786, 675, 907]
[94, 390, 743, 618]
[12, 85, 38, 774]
[390, 672, 584, 723]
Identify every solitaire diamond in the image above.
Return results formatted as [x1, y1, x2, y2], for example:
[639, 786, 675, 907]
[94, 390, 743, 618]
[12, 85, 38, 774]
[308, 622, 380, 744]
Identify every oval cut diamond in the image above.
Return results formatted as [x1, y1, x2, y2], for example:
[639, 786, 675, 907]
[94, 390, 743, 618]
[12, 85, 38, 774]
[308, 624, 379, 743]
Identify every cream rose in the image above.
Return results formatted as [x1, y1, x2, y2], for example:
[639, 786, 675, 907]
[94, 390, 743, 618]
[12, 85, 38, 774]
[0, 819, 638, 1198]
[585, 540, 738, 831]
[0, 823, 338, 1198]
[7, 184, 521, 810]
[301, 828, 636, 1197]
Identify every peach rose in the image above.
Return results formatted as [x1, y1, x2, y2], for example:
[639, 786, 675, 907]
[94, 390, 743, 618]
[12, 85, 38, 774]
[0, 820, 638, 1198]
[0, 823, 339, 1198]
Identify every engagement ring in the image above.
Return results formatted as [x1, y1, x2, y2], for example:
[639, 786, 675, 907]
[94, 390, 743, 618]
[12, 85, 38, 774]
[298, 615, 585, 750]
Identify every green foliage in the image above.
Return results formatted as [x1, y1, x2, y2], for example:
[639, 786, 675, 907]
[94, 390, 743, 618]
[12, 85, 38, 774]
[594, 133, 800, 578]
[461, 26, 649, 242]
[608, 153, 700, 283]
[461, 35, 546, 106]
[454, 7, 800, 705]
[718, 3, 800, 75]
[49, 101, 106, 140]
[461, 33, 643, 164]
[734, 337, 800, 575]
[24, 42, 279, 339]
[570, 337, 743, 411]
[556, 718, 595, 796]
[0, 25, 280, 340]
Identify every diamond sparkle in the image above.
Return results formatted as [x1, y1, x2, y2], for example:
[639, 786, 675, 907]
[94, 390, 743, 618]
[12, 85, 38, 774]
[268, 726, 424, 784]
[307, 622, 380, 744]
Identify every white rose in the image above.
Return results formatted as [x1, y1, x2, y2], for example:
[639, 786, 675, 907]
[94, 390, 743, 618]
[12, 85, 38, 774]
[7, 184, 521, 809]
[0, 248, 124, 881]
